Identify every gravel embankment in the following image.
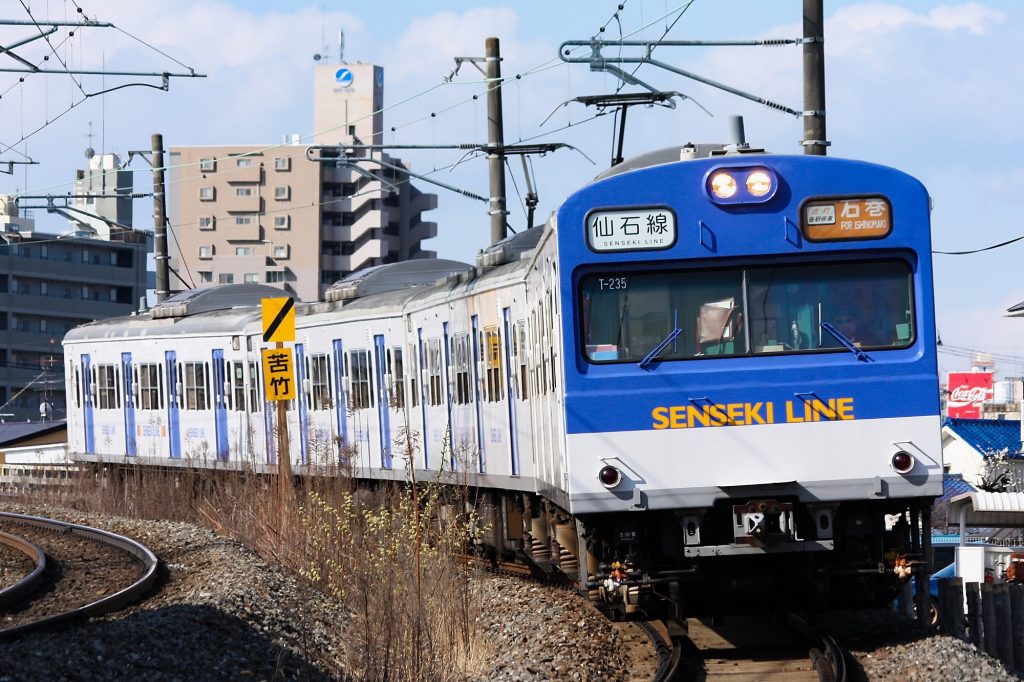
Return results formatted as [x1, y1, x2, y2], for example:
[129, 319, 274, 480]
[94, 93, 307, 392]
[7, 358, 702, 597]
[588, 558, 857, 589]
[0, 504, 648, 681]
[2, 503, 1019, 681]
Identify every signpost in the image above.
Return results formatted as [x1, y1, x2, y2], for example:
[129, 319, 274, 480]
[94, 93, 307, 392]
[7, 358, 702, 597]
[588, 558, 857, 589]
[262, 298, 296, 506]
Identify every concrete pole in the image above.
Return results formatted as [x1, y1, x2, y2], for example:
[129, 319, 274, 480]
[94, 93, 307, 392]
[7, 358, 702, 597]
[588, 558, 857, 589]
[151, 133, 170, 301]
[486, 37, 508, 244]
[802, 0, 827, 155]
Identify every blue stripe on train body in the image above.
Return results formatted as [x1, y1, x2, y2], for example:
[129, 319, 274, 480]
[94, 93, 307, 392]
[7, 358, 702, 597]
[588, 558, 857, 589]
[555, 154, 939, 436]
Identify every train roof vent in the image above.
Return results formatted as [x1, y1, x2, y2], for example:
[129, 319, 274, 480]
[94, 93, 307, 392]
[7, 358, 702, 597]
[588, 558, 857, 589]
[475, 225, 544, 269]
[324, 258, 473, 302]
[150, 284, 285, 319]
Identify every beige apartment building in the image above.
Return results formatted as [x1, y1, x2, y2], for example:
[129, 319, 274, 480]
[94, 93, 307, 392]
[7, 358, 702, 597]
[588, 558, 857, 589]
[167, 63, 437, 302]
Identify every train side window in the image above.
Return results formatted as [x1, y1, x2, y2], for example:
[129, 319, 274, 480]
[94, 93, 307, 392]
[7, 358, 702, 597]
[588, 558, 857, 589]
[72, 363, 81, 408]
[484, 327, 502, 402]
[453, 335, 470, 405]
[408, 344, 419, 408]
[516, 319, 528, 400]
[96, 364, 117, 409]
[138, 364, 161, 410]
[427, 338, 443, 406]
[221, 361, 231, 411]
[183, 362, 208, 411]
[309, 354, 331, 409]
[248, 362, 260, 412]
[115, 364, 122, 409]
[347, 350, 371, 410]
[232, 362, 246, 411]
[391, 347, 405, 409]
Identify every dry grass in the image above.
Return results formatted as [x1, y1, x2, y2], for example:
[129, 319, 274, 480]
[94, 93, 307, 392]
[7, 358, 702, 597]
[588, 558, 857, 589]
[33, 422, 493, 681]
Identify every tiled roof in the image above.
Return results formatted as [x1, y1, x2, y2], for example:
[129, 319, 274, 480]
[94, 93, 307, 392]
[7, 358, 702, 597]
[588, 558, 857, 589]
[943, 417, 1023, 458]
[943, 473, 977, 500]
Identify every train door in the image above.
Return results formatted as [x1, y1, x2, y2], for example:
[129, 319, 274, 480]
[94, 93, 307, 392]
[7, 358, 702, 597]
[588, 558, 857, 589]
[373, 335, 392, 468]
[502, 309, 519, 476]
[121, 352, 136, 457]
[470, 315, 485, 473]
[165, 350, 182, 459]
[211, 349, 229, 461]
[81, 353, 95, 454]
[295, 343, 308, 466]
[512, 317, 533, 476]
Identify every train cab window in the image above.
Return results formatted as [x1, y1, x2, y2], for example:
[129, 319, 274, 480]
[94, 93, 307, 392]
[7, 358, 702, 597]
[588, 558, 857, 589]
[452, 335, 471, 405]
[308, 354, 331, 409]
[483, 327, 503, 402]
[138, 364, 163, 410]
[182, 362, 209, 410]
[579, 259, 913, 363]
[391, 347, 405, 409]
[348, 350, 371, 410]
[427, 339, 443, 406]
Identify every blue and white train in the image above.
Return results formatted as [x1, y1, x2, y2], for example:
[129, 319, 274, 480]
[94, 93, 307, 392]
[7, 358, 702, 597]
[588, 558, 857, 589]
[64, 142, 942, 617]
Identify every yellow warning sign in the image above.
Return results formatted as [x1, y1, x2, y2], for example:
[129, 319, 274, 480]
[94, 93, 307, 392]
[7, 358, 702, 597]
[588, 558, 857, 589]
[261, 347, 296, 401]
[262, 297, 295, 343]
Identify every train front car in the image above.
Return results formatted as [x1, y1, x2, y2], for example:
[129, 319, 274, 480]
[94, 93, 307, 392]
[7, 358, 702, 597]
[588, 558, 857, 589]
[558, 150, 941, 617]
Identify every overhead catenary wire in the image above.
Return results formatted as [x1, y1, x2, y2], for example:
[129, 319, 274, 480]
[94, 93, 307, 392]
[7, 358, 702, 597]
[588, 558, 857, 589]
[10, 0, 693, 199]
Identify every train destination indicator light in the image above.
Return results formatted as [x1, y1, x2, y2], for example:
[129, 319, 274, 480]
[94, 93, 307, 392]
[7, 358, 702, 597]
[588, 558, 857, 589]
[802, 196, 892, 241]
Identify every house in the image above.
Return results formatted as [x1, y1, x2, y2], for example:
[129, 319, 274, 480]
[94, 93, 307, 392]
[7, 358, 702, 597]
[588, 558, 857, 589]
[0, 419, 70, 492]
[941, 417, 1024, 489]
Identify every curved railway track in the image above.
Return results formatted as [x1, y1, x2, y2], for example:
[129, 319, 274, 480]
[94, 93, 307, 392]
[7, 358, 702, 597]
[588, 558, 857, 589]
[0, 511, 159, 639]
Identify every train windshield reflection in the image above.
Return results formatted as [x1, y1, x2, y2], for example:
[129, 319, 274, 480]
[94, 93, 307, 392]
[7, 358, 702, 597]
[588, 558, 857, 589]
[580, 260, 914, 363]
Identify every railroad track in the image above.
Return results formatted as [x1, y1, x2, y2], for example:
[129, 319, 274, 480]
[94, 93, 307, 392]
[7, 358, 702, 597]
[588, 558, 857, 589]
[0, 511, 159, 639]
[656, 613, 847, 682]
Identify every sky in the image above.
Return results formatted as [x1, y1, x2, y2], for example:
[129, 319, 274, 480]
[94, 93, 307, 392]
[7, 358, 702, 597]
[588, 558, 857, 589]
[1, 0, 1022, 379]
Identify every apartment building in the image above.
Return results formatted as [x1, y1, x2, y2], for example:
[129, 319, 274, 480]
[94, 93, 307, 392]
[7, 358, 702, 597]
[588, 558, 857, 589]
[0, 198, 148, 422]
[167, 62, 437, 302]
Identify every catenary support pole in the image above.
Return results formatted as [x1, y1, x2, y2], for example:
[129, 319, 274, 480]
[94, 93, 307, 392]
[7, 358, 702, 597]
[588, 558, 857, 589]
[151, 133, 170, 302]
[486, 37, 508, 244]
[802, 0, 827, 155]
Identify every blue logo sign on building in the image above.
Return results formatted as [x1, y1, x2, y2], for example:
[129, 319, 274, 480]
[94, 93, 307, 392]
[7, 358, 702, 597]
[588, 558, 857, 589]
[335, 68, 353, 87]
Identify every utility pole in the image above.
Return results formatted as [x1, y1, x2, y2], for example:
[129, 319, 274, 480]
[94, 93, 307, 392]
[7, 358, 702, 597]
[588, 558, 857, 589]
[152, 133, 169, 302]
[802, 0, 828, 155]
[485, 37, 508, 245]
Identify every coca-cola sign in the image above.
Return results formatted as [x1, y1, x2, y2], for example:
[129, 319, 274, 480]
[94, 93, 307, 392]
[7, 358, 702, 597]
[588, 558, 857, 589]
[947, 372, 993, 419]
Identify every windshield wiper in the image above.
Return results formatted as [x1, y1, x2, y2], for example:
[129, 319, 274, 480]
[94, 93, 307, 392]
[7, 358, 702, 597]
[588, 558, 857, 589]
[820, 321, 873, 362]
[638, 328, 684, 370]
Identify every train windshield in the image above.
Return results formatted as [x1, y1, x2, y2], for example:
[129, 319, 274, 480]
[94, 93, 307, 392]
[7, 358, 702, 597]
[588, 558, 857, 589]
[579, 259, 914, 363]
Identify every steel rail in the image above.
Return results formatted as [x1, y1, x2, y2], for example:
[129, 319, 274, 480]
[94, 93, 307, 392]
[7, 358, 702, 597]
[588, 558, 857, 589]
[0, 512, 159, 639]
[0, 530, 46, 609]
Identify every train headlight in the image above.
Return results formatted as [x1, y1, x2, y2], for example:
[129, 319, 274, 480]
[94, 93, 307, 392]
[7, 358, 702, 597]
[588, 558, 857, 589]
[598, 465, 622, 489]
[745, 170, 773, 197]
[709, 171, 738, 199]
[891, 450, 915, 474]
[705, 166, 778, 205]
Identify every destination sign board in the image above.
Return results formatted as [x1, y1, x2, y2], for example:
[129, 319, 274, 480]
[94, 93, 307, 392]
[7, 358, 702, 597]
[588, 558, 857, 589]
[587, 207, 676, 252]
[802, 196, 892, 241]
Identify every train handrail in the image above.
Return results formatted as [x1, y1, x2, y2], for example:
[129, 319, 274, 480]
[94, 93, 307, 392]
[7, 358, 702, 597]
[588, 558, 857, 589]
[0, 511, 160, 639]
